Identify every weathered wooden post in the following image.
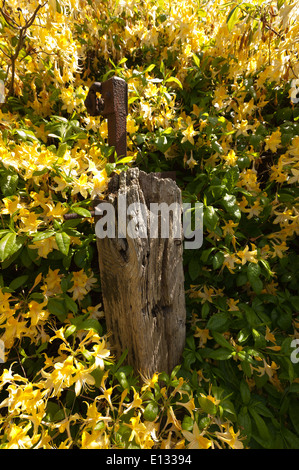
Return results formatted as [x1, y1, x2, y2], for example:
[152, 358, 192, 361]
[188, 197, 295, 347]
[85, 77, 186, 377]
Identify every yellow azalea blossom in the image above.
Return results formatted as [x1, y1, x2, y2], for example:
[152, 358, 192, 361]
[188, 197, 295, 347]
[264, 130, 281, 153]
[29, 236, 58, 258]
[181, 116, 198, 145]
[1, 196, 22, 215]
[223, 149, 237, 166]
[81, 429, 110, 449]
[194, 327, 212, 347]
[288, 168, 299, 184]
[175, 397, 196, 419]
[91, 342, 111, 369]
[71, 173, 91, 198]
[45, 202, 68, 221]
[91, 169, 108, 198]
[73, 362, 96, 396]
[189, 285, 216, 303]
[227, 298, 239, 311]
[236, 244, 258, 265]
[182, 422, 212, 449]
[222, 219, 239, 236]
[67, 269, 96, 301]
[141, 372, 159, 391]
[126, 413, 148, 446]
[123, 387, 143, 414]
[215, 422, 244, 449]
[4, 422, 38, 449]
[127, 115, 139, 134]
[23, 300, 49, 326]
[222, 252, 238, 273]
[270, 241, 289, 258]
[186, 152, 198, 168]
[41, 268, 63, 297]
[265, 325, 276, 344]
[242, 199, 263, 219]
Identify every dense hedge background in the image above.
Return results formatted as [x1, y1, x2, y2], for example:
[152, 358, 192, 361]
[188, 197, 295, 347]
[0, 0, 298, 449]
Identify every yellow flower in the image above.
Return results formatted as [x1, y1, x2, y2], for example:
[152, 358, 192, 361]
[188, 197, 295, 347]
[175, 397, 196, 419]
[123, 387, 143, 414]
[222, 220, 239, 236]
[181, 116, 198, 145]
[182, 422, 212, 449]
[1, 196, 22, 215]
[71, 173, 91, 198]
[81, 429, 109, 449]
[236, 244, 258, 265]
[194, 328, 212, 347]
[29, 236, 58, 258]
[41, 268, 63, 297]
[242, 199, 263, 219]
[264, 130, 281, 153]
[91, 341, 110, 369]
[23, 300, 49, 326]
[216, 422, 244, 449]
[222, 252, 238, 273]
[223, 149, 237, 166]
[73, 362, 95, 396]
[186, 152, 198, 168]
[91, 169, 108, 198]
[288, 168, 299, 185]
[227, 298, 239, 311]
[270, 241, 289, 258]
[19, 211, 43, 234]
[127, 114, 139, 134]
[265, 325, 276, 344]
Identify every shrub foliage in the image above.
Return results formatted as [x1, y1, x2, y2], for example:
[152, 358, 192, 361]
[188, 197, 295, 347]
[0, 0, 298, 449]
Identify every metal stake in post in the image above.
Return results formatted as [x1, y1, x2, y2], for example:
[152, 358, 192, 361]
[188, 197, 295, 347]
[84, 77, 128, 161]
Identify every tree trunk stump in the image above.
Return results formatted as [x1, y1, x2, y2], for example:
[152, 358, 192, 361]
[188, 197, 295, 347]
[94, 168, 186, 377]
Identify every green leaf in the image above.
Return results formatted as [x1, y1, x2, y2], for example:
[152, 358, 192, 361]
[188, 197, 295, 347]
[0, 232, 17, 262]
[289, 400, 299, 434]
[238, 406, 252, 440]
[0, 172, 18, 197]
[213, 251, 224, 270]
[203, 206, 219, 231]
[221, 194, 241, 220]
[212, 331, 234, 350]
[143, 402, 159, 421]
[71, 207, 91, 218]
[240, 380, 250, 405]
[57, 142, 68, 158]
[9, 275, 29, 291]
[63, 294, 78, 314]
[211, 139, 224, 154]
[207, 313, 230, 332]
[188, 258, 201, 280]
[249, 407, 271, 443]
[198, 396, 217, 414]
[47, 298, 67, 322]
[226, 5, 240, 32]
[247, 262, 263, 294]
[55, 232, 70, 256]
[75, 318, 102, 335]
[165, 76, 183, 89]
[207, 348, 233, 360]
[33, 230, 55, 242]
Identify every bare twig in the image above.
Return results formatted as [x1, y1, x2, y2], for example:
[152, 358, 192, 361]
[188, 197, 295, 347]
[0, 0, 49, 96]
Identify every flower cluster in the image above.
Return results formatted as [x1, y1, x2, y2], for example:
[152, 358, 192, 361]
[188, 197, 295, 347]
[0, 0, 298, 450]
